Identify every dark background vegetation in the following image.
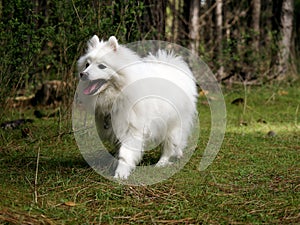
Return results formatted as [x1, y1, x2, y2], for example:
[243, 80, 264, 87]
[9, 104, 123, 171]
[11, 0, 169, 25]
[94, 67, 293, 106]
[0, 0, 299, 108]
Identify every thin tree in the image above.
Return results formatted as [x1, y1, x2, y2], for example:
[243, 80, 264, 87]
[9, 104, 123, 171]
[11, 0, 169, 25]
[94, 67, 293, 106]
[251, 0, 261, 50]
[141, 0, 166, 40]
[216, 0, 223, 79]
[276, 0, 294, 79]
[189, 0, 200, 55]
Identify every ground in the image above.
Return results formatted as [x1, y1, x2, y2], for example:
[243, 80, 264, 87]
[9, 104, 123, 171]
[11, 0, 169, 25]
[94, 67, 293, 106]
[0, 83, 299, 224]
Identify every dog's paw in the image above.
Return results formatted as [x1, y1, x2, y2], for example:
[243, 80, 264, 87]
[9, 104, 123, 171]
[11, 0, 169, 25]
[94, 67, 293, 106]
[155, 158, 173, 167]
[114, 160, 134, 179]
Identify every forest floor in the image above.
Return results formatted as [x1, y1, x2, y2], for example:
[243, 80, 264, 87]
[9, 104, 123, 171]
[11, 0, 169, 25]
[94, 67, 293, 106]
[0, 83, 299, 224]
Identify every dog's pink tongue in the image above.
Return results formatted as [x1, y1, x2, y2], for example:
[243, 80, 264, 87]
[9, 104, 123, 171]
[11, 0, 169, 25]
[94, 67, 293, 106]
[84, 83, 97, 95]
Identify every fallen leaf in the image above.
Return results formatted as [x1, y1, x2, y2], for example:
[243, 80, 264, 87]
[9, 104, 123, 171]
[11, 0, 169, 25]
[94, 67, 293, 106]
[64, 201, 76, 207]
[199, 90, 209, 96]
[278, 90, 288, 96]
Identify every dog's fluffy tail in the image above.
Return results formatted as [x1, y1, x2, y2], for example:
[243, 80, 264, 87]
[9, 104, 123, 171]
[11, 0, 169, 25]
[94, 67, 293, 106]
[144, 50, 192, 77]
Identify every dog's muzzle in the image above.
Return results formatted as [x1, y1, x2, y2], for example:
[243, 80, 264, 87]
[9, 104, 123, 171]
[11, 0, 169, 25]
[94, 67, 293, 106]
[83, 79, 107, 95]
[80, 72, 107, 95]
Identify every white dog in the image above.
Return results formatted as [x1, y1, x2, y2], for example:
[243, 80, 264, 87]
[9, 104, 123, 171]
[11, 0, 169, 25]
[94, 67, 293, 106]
[77, 35, 198, 179]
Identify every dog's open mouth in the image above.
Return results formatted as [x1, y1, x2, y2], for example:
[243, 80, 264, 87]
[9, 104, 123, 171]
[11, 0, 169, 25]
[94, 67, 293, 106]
[83, 79, 107, 95]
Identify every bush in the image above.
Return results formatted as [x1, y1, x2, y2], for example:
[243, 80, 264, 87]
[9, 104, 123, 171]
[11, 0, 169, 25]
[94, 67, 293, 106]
[0, 0, 146, 106]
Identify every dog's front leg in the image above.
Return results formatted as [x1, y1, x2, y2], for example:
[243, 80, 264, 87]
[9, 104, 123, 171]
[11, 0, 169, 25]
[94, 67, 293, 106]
[114, 140, 143, 179]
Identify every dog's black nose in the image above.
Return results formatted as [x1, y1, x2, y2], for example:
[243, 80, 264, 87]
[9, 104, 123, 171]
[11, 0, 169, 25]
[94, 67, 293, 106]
[80, 72, 88, 80]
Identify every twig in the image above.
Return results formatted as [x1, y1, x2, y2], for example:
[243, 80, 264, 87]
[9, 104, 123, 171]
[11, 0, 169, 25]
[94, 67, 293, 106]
[58, 107, 62, 134]
[265, 93, 276, 104]
[71, 0, 82, 25]
[242, 79, 247, 116]
[34, 146, 41, 204]
[223, 8, 249, 30]
[199, 2, 218, 22]
[229, 80, 263, 86]
[295, 104, 299, 127]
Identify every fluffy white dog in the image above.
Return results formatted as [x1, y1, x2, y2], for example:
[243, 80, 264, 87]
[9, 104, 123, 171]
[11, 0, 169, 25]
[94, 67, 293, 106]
[77, 35, 197, 179]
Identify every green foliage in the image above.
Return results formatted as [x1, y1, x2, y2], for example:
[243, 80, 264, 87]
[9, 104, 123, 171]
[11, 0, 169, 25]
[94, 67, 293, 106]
[0, 0, 147, 105]
[217, 29, 282, 81]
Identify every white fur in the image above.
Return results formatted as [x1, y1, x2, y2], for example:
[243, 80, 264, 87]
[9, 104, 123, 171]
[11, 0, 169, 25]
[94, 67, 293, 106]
[77, 36, 198, 179]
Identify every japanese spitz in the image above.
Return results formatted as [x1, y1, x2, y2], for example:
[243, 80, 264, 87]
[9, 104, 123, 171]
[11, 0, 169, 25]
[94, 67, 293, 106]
[77, 35, 197, 179]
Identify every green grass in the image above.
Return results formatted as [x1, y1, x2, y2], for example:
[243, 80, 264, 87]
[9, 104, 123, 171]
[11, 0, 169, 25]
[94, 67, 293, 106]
[0, 84, 299, 224]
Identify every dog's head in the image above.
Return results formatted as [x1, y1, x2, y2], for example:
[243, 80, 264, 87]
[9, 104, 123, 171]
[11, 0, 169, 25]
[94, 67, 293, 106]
[77, 35, 121, 96]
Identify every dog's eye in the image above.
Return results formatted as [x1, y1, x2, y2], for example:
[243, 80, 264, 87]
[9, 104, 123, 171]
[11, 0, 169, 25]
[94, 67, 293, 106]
[98, 64, 106, 69]
[85, 63, 90, 68]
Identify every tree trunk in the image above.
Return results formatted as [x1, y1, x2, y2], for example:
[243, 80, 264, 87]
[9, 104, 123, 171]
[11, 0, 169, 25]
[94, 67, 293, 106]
[251, 0, 261, 50]
[141, 0, 166, 40]
[276, 0, 294, 79]
[169, 0, 177, 43]
[189, 0, 200, 55]
[215, 0, 223, 79]
[177, 0, 190, 46]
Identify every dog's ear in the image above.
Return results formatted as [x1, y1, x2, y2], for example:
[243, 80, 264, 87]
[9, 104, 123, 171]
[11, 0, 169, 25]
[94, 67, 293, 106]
[108, 36, 118, 51]
[88, 35, 100, 50]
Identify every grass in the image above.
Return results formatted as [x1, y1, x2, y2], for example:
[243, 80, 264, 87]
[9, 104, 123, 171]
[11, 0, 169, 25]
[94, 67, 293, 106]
[0, 83, 299, 224]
